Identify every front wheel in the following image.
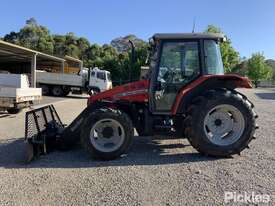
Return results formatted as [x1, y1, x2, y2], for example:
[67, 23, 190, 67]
[184, 89, 257, 157]
[62, 86, 70, 96]
[88, 88, 100, 96]
[81, 108, 134, 160]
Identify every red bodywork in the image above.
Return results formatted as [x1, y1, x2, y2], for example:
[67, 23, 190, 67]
[88, 74, 252, 115]
[88, 80, 150, 105]
[171, 74, 252, 114]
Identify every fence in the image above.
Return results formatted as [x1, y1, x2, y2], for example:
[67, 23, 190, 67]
[258, 80, 275, 88]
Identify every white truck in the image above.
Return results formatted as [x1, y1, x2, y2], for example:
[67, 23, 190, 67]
[36, 67, 112, 97]
[0, 73, 42, 114]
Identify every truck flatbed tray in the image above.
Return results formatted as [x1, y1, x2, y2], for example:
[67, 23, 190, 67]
[0, 86, 42, 102]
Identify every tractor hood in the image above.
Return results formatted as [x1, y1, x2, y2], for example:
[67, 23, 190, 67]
[88, 80, 149, 105]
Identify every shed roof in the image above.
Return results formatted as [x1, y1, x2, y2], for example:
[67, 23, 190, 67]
[0, 40, 65, 63]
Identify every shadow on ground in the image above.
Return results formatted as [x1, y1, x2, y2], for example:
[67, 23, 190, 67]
[255, 92, 275, 100]
[42, 94, 88, 100]
[0, 112, 17, 119]
[0, 113, 10, 118]
[33, 94, 88, 107]
[0, 136, 218, 169]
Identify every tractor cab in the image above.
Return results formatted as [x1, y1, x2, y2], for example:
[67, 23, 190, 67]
[148, 33, 226, 113]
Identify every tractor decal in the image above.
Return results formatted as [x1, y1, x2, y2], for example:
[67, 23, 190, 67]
[114, 89, 148, 98]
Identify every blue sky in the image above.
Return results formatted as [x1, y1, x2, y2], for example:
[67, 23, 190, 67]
[1, 0, 275, 59]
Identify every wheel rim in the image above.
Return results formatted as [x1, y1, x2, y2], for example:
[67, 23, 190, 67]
[89, 118, 125, 153]
[89, 89, 99, 96]
[203, 104, 245, 146]
[53, 87, 62, 96]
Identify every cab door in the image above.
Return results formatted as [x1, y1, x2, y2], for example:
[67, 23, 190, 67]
[96, 71, 107, 91]
[150, 40, 201, 113]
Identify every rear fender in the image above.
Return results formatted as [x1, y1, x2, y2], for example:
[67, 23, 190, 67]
[173, 74, 252, 115]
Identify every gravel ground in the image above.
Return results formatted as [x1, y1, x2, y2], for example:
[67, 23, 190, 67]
[0, 88, 274, 206]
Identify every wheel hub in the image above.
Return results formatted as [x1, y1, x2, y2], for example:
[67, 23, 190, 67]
[214, 119, 222, 126]
[207, 111, 234, 135]
[89, 118, 125, 153]
[203, 104, 245, 146]
[102, 127, 114, 139]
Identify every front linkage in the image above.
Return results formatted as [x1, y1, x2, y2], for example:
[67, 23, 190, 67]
[24, 104, 93, 162]
[24, 105, 65, 162]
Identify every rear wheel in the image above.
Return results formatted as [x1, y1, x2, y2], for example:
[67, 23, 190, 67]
[81, 108, 134, 160]
[7, 108, 21, 114]
[51, 86, 64, 97]
[184, 89, 257, 157]
[40, 84, 50, 96]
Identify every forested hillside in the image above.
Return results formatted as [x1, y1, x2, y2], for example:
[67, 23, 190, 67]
[1, 18, 274, 84]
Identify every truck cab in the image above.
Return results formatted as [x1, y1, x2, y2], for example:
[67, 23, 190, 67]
[88, 68, 112, 95]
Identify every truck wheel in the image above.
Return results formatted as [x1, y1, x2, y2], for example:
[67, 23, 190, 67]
[62, 86, 70, 96]
[7, 108, 21, 114]
[184, 89, 257, 157]
[51, 86, 64, 97]
[81, 108, 134, 160]
[40, 85, 50, 96]
[88, 88, 100, 96]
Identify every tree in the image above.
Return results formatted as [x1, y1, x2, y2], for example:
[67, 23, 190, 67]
[26, 17, 38, 26]
[4, 18, 54, 54]
[205, 25, 240, 73]
[53, 35, 66, 56]
[111, 34, 146, 52]
[77, 37, 90, 61]
[231, 60, 248, 76]
[2, 18, 150, 84]
[3, 31, 19, 44]
[247, 53, 273, 87]
[63, 32, 81, 58]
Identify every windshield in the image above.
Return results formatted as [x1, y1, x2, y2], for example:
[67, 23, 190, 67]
[107, 73, 111, 81]
[204, 40, 224, 75]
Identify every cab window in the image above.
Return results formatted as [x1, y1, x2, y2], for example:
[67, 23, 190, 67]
[97, 72, 106, 80]
[154, 41, 200, 112]
[204, 40, 224, 74]
[107, 73, 111, 81]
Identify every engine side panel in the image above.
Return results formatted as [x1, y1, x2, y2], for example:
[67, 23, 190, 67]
[88, 80, 149, 105]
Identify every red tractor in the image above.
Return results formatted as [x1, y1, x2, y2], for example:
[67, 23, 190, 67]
[25, 33, 257, 161]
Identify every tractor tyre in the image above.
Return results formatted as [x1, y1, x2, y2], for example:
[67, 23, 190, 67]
[81, 108, 134, 160]
[184, 89, 257, 157]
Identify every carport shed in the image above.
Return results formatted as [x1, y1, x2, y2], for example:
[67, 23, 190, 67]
[0, 40, 65, 87]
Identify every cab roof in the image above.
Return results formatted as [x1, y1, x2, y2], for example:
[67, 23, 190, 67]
[153, 33, 225, 41]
